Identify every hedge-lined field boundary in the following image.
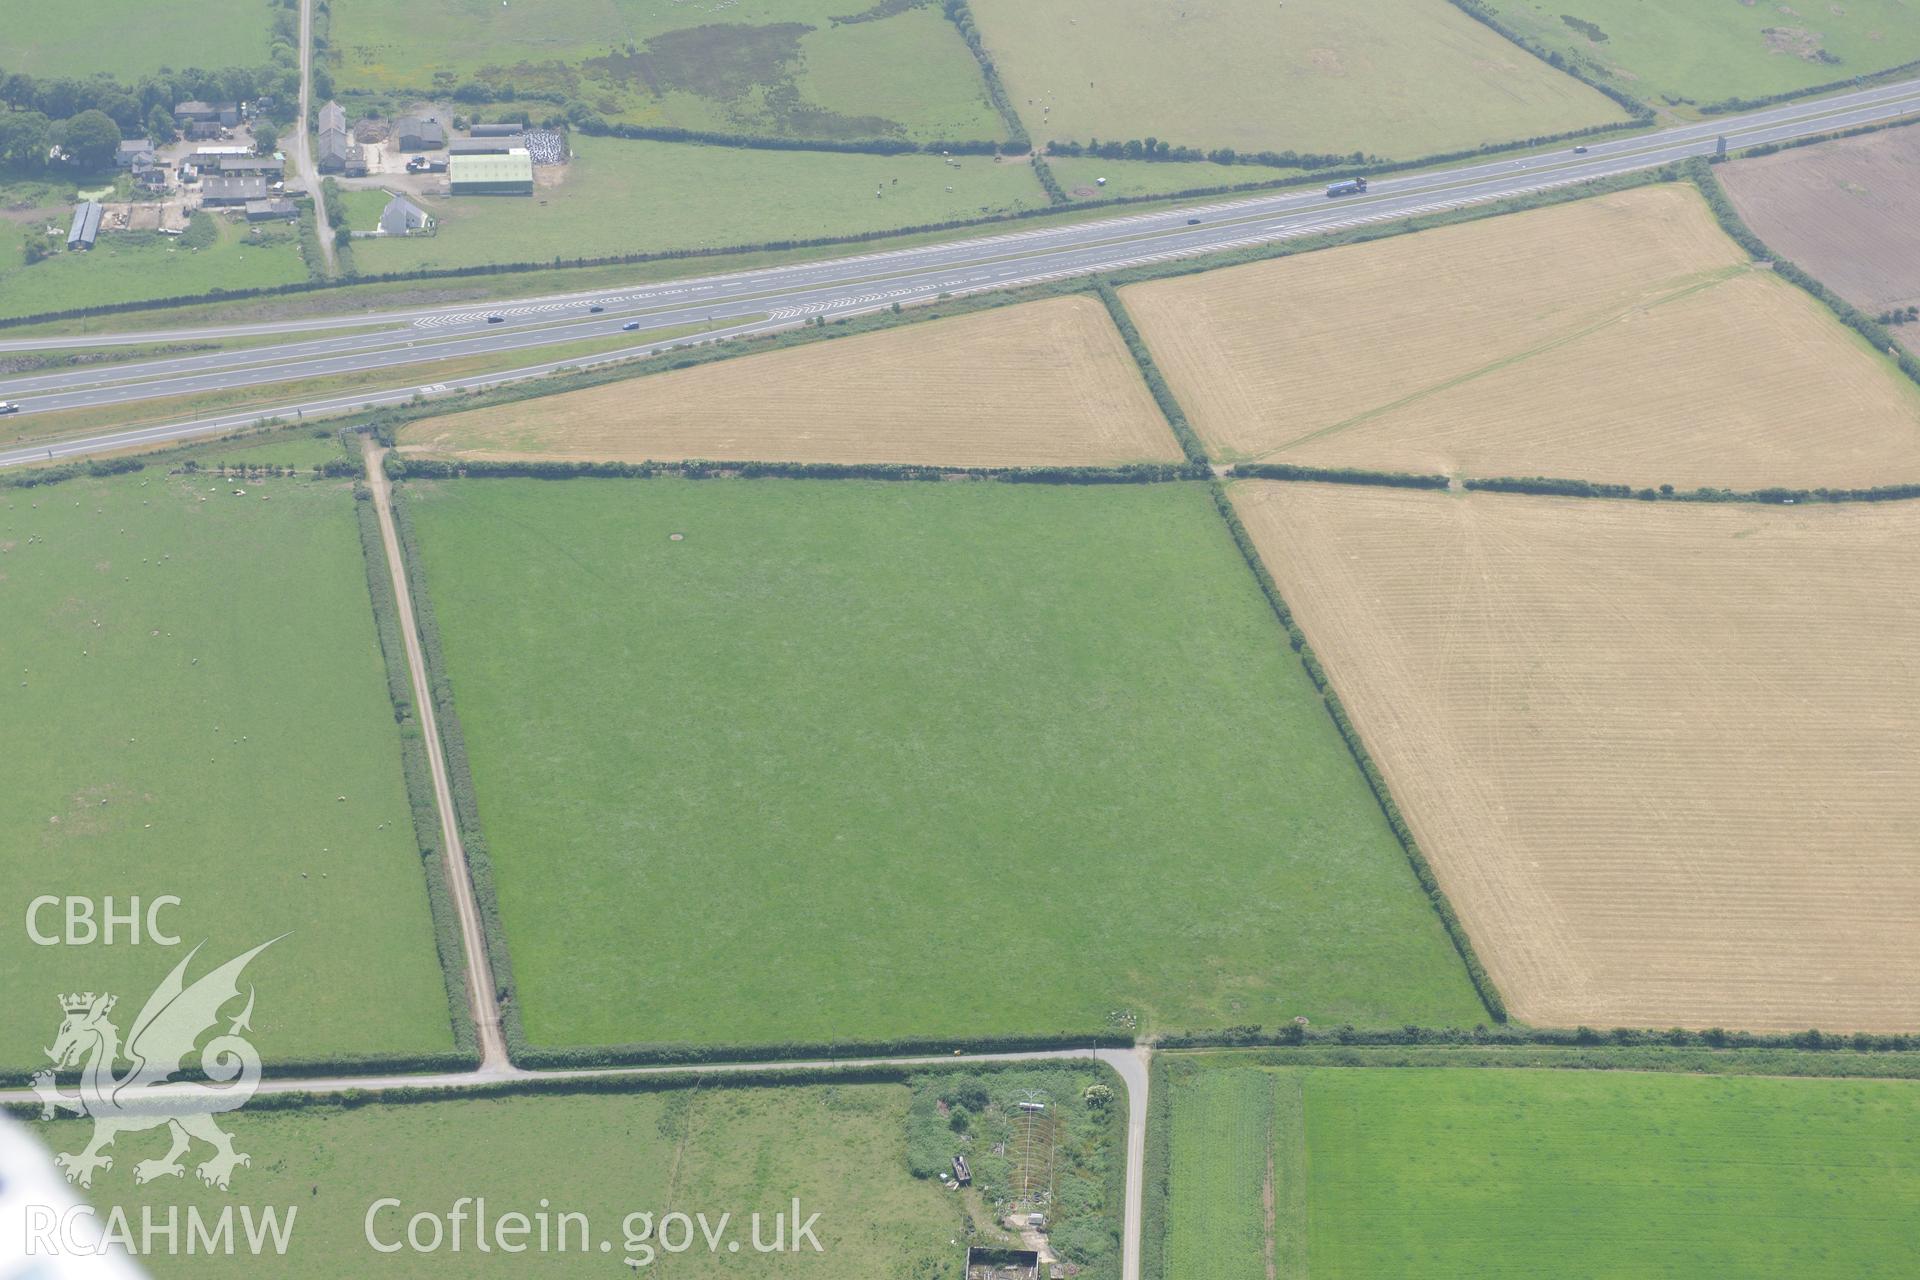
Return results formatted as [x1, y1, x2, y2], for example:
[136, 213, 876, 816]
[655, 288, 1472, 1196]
[576, 120, 1013, 155]
[1157, 1021, 1920, 1055]
[1152, 1038, 1920, 1076]
[515, 1029, 1132, 1071]
[4, 1055, 1130, 1119]
[1140, 1054, 1175, 1280]
[1699, 58, 1920, 116]
[1206, 482, 1509, 1023]
[385, 489, 527, 1053]
[942, 0, 1030, 150]
[1094, 284, 1211, 466]
[353, 498, 481, 1063]
[1442, 0, 1655, 122]
[1690, 156, 1920, 393]
[1463, 475, 1920, 504]
[389, 456, 1203, 485]
[1233, 462, 1450, 489]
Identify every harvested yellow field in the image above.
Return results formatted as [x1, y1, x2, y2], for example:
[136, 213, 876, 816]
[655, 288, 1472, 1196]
[1125, 185, 1920, 488]
[1235, 481, 1920, 1032]
[398, 296, 1181, 468]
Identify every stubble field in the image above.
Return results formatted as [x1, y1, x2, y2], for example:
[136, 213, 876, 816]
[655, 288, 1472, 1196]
[1123, 184, 1920, 488]
[1232, 482, 1920, 1032]
[1720, 122, 1920, 353]
[967, 0, 1626, 158]
[397, 295, 1181, 467]
[1160, 1056, 1920, 1279]
[0, 470, 454, 1070]
[402, 477, 1488, 1050]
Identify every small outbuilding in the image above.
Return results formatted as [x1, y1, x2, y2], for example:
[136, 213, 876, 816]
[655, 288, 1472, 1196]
[394, 114, 448, 150]
[449, 135, 523, 155]
[469, 121, 525, 137]
[115, 139, 155, 168]
[245, 197, 298, 222]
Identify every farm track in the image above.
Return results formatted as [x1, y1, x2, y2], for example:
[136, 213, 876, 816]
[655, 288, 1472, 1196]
[361, 440, 506, 1070]
[295, 0, 336, 276]
[6, 77, 1920, 466]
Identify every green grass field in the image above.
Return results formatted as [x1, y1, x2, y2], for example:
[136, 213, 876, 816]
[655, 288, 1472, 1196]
[347, 135, 1047, 273]
[0, 469, 453, 1070]
[1161, 1058, 1920, 1278]
[0, 0, 274, 77]
[403, 478, 1485, 1049]
[968, 0, 1627, 159]
[178, 427, 351, 469]
[1481, 0, 1920, 108]
[0, 215, 309, 322]
[331, 0, 1002, 141]
[40, 1074, 1013, 1276]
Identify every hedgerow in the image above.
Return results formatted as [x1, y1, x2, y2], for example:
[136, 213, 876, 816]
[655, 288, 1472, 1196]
[353, 497, 480, 1062]
[1205, 482, 1509, 1022]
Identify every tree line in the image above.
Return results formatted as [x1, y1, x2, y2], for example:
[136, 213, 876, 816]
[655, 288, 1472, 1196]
[0, 47, 300, 172]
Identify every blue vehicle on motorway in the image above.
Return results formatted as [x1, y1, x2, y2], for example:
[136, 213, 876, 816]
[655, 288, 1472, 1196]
[1325, 177, 1368, 197]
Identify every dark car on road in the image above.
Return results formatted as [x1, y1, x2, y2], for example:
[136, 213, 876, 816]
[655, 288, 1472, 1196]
[486, 314, 504, 323]
[621, 321, 641, 331]
[0, 401, 18, 414]
[589, 305, 604, 313]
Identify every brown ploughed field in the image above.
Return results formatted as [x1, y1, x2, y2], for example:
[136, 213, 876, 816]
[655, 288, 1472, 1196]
[1720, 122, 1920, 355]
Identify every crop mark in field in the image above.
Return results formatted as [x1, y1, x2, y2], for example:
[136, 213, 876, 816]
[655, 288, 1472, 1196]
[1258, 263, 1753, 457]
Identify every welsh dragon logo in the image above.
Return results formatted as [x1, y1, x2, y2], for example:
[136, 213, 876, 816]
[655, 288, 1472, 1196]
[31, 938, 280, 1191]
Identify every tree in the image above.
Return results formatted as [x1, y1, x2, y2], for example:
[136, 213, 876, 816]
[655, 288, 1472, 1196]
[146, 103, 176, 145]
[61, 108, 121, 169]
[252, 121, 278, 155]
[0, 107, 51, 167]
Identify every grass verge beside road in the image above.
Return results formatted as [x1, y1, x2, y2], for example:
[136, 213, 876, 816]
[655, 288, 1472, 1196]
[0, 322, 727, 455]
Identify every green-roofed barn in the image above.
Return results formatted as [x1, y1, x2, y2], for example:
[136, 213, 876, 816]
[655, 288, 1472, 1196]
[449, 150, 533, 196]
